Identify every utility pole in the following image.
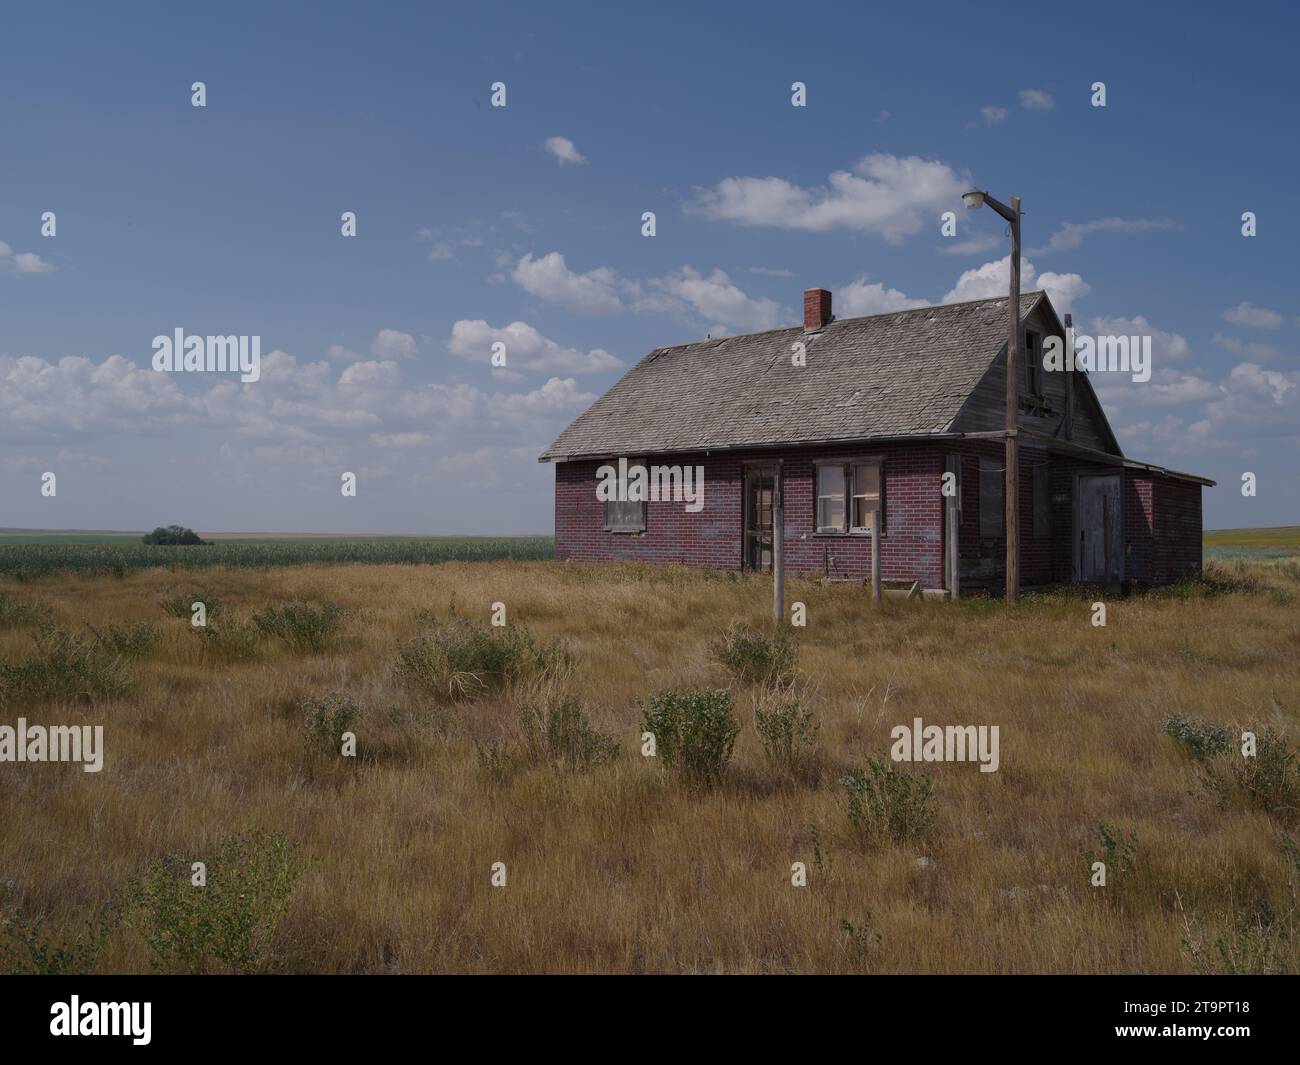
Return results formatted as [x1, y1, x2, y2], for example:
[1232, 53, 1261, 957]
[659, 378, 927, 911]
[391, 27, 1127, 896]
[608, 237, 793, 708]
[1005, 196, 1021, 605]
[962, 188, 1022, 604]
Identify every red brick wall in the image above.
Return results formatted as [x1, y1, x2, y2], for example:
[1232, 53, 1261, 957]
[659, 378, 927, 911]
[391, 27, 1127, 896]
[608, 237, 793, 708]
[951, 439, 1061, 590]
[1152, 477, 1203, 584]
[552, 444, 1204, 591]
[553, 443, 946, 587]
[1124, 473, 1155, 584]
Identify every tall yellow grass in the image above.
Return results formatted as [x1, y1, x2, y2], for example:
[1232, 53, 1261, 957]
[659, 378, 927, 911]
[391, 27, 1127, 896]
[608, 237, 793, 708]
[1, 558, 1297, 973]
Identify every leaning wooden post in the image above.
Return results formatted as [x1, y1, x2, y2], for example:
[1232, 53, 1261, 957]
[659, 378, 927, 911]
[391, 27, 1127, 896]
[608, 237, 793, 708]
[870, 509, 881, 603]
[1005, 196, 1022, 605]
[772, 463, 784, 626]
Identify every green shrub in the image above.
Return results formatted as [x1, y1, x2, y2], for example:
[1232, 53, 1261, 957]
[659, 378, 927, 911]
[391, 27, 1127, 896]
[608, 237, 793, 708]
[252, 601, 344, 653]
[302, 690, 361, 752]
[0, 904, 115, 975]
[711, 622, 798, 684]
[1231, 728, 1300, 819]
[840, 915, 882, 963]
[841, 758, 935, 848]
[474, 739, 527, 784]
[516, 680, 617, 772]
[126, 831, 302, 974]
[197, 615, 260, 661]
[641, 688, 739, 785]
[88, 621, 160, 661]
[0, 591, 52, 630]
[1162, 714, 1232, 764]
[753, 679, 818, 774]
[1086, 822, 1136, 882]
[0, 625, 132, 705]
[395, 616, 558, 700]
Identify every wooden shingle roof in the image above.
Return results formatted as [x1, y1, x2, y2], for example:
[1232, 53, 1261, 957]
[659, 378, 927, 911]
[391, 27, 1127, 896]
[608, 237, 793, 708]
[540, 291, 1047, 461]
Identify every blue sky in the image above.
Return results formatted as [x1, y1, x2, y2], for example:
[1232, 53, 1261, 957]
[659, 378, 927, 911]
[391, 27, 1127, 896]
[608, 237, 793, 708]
[2, 0, 1296, 533]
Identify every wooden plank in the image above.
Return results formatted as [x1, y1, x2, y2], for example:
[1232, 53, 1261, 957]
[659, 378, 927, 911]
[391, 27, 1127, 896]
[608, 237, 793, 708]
[772, 462, 784, 625]
[870, 509, 881, 603]
[945, 453, 961, 600]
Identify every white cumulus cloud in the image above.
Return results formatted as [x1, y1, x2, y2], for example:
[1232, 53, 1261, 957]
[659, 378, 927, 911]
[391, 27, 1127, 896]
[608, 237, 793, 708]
[543, 136, 587, 166]
[690, 153, 968, 243]
[448, 319, 622, 374]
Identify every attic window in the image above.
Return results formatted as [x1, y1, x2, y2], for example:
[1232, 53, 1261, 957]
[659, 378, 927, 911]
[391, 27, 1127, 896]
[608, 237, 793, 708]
[1024, 331, 1043, 397]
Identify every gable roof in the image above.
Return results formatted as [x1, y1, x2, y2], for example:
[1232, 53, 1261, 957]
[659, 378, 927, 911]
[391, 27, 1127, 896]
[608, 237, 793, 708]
[540, 292, 1049, 462]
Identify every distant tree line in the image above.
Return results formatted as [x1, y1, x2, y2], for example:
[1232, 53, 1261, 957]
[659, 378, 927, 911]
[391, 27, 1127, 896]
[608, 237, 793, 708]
[142, 525, 208, 546]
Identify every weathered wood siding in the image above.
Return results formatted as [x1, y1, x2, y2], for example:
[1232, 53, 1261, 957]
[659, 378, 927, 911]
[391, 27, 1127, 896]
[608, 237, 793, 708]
[950, 302, 1118, 455]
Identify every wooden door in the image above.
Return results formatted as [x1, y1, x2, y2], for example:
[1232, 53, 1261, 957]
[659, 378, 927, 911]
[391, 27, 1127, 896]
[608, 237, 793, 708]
[744, 465, 776, 572]
[1078, 474, 1121, 582]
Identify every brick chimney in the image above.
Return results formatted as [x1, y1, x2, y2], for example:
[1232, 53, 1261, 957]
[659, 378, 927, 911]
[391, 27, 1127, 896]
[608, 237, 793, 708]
[803, 288, 832, 331]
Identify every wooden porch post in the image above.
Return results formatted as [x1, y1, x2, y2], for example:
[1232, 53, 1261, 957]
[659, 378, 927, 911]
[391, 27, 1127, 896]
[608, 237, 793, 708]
[870, 509, 881, 603]
[772, 462, 784, 626]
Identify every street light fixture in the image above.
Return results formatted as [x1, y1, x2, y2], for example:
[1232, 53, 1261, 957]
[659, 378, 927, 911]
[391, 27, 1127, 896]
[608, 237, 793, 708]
[962, 187, 1022, 605]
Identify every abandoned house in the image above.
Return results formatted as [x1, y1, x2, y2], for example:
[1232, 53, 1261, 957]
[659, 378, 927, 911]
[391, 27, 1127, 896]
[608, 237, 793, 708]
[539, 288, 1213, 596]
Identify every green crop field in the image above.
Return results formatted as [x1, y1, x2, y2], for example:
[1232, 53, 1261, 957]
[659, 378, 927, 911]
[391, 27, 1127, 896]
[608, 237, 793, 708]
[0, 535, 554, 578]
[1203, 526, 1300, 561]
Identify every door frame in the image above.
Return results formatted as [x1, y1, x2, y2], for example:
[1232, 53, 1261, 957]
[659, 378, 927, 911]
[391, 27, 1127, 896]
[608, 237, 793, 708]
[742, 461, 779, 572]
[1072, 469, 1124, 583]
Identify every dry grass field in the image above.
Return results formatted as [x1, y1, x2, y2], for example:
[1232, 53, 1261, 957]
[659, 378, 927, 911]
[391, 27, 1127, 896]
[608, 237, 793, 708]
[2, 555, 1298, 974]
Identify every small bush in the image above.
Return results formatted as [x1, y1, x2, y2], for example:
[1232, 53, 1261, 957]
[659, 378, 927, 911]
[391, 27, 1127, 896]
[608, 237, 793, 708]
[516, 679, 618, 772]
[1086, 822, 1136, 883]
[252, 602, 344, 653]
[840, 915, 882, 963]
[197, 615, 260, 661]
[641, 688, 739, 785]
[711, 622, 798, 684]
[474, 739, 527, 784]
[88, 621, 160, 661]
[0, 592, 52, 630]
[0, 903, 116, 975]
[841, 758, 935, 848]
[1231, 728, 1300, 820]
[1162, 714, 1232, 764]
[753, 679, 818, 774]
[126, 831, 302, 974]
[1181, 894, 1299, 975]
[302, 690, 361, 752]
[1177, 562, 1263, 598]
[395, 616, 557, 700]
[0, 625, 132, 705]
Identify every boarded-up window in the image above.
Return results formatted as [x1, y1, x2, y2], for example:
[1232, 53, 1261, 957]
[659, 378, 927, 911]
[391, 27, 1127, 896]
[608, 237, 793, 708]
[603, 457, 646, 533]
[980, 458, 1003, 538]
[1033, 464, 1051, 538]
[1024, 331, 1043, 397]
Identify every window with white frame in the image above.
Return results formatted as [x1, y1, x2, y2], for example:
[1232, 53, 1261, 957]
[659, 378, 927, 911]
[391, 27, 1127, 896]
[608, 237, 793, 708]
[815, 459, 883, 534]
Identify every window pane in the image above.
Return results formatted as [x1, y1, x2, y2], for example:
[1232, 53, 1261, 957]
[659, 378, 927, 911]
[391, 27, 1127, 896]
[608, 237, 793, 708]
[817, 464, 845, 499]
[852, 463, 879, 499]
[818, 497, 845, 530]
[852, 496, 878, 531]
[816, 464, 846, 531]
